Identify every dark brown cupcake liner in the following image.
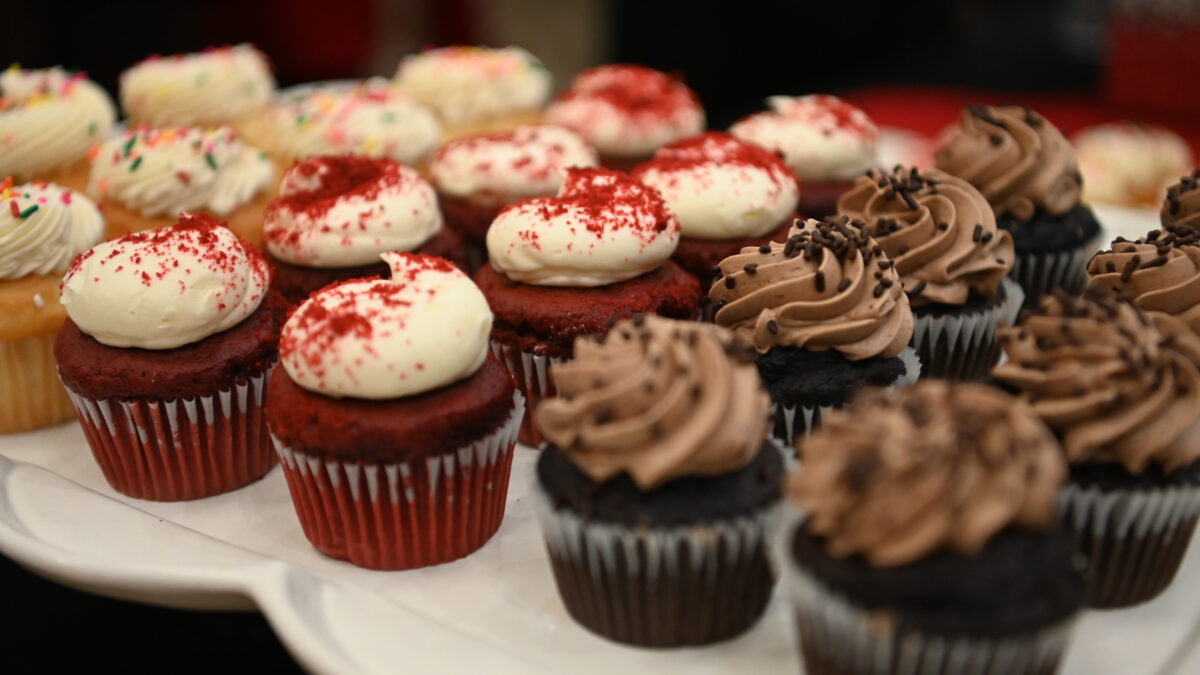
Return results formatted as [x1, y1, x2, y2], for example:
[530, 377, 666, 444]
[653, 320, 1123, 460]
[1060, 480, 1200, 609]
[533, 483, 780, 648]
[912, 278, 1024, 381]
[1009, 240, 1098, 309]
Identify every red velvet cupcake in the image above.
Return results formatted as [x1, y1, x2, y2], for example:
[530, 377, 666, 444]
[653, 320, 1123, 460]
[476, 167, 701, 445]
[55, 213, 281, 501]
[545, 65, 706, 172]
[262, 155, 467, 306]
[632, 132, 799, 284]
[730, 95, 879, 219]
[266, 252, 522, 570]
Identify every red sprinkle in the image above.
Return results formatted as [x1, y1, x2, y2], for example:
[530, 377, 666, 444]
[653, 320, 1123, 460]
[557, 64, 700, 122]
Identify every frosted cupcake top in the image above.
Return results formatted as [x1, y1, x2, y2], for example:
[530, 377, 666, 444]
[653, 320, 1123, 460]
[0, 180, 103, 279]
[120, 44, 275, 127]
[430, 125, 598, 203]
[89, 125, 274, 218]
[0, 67, 116, 181]
[61, 213, 269, 350]
[1086, 225, 1200, 335]
[264, 156, 443, 269]
[729, 95, 878, 182]
[394, 46, 552, 126]
[1075, 122, 1192, 209]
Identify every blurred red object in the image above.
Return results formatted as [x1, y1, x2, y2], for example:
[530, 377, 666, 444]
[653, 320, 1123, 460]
[1107, 10, 1200, 116]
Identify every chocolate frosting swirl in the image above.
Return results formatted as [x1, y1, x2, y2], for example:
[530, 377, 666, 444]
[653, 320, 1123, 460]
[1086, 226, 1200, 334]
[934, 105, 1082, 220]
[789, 380, 1066, 568]
[535, 316, 770, 490]
[994, 292, 1200, 473]
[708, 217, 913, 357]
[1162, 170, 1200, 231]
[837, 167, 1015, 306]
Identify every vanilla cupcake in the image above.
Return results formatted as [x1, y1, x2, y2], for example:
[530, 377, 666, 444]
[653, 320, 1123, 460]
[0, 180, 104, 433]
[1074, 122, 1193, 209]
[0, 67, 116, 193]
[395, 45, 552, 141]
[88, 125, 275, 245]
[119, 44, 275, 130]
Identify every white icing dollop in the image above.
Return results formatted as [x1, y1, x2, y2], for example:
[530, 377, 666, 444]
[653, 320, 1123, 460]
[264, 156, 442, 268]
[730, 94, 878, 182]
[633, 132, 799, 240]
[0, 68, 116, 180]
[0, 182, 103, 279]
[1074, 123, 1194, 208]
[60, 214, 270, 350]
[120, 44, 276, 126]
[430, 125, 598, 202]
[280, 252, 492, 399]
[394, 46, 551, 126]
[487, 168, 679, 287]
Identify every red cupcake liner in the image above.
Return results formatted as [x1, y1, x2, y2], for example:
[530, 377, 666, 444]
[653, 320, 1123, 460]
[489, 340, 562, 447]
[272, 392, 524, 570]
[63, 369, 276, 501]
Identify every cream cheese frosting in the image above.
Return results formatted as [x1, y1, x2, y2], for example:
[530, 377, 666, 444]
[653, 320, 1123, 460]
[0, 67, 116, 180]
[264, 156, 442, 268]
[486, 167, 680, 287]
[729, 95, 878, 182]
[88, 125, 274, 218]
[430, 125, 598, 203]
[120, 44, 275, 127]
[279, 252, 492, 399]
[545, 65, 705, 159]
[0, 181, 103, 279]
[633, 131, 799, 240]
[394, 46, 552, 126]
[60, 213, 270, 350]
[536, 315, 771, 490]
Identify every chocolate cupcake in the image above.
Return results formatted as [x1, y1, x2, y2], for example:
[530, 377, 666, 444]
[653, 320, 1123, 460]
[708, 217, 918, 445]
[994, 291, 1200, 608]
[533, 316, 781, 647]
[838, 166, 1022, 380]
[935, 105, 1101, 304]
[782, 381, 1083, 675]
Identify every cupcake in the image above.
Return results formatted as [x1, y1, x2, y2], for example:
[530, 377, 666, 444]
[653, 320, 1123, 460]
[266, 252, 522, 570]
[263, 155, 467, 305]
[0, 180, 103, 433]
[533, 315, 782, 647]
[55, 213, 282, 501]
[243, 78, 440, 170]
[544, 64, 705, 172]
[632, 131, 800, 284]
[119, 44, 275, 130]
[709, 216, 919, 444]
[88, 125, 276, 245]
[1086, 225, 1200, 336]
[475, 167, 701, 445]
[0, 67, 116, 193]
[429, 125, 598, 269]
[782, 381, 1083, 675]
[394, 45, 552, 142]
[994, 291, 1200, 608]
[1074, 122, 1193, 209]
[837, 166, 1022, 380]
[935, 105, 1101, 303]
[729, 94, 878, 219]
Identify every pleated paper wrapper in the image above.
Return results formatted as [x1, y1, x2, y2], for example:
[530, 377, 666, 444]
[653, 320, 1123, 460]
[912, 278, 1024, 381]
[490, 340, 563, 447]
[1, 332, 75, 434]
[1009, 238, 1098, 309]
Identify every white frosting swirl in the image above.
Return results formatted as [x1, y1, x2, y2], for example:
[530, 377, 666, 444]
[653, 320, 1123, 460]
[487, 168, 680, 286]
[264, 79, 440, 164]
[264, 156, 442, 268]
[60, 214, 270, 350]
[0, 182, 103, 279]
[430, 125, 598, 202]
[0, 68, 116, 180]
[394, 46, 551, 126]
[89, 126, 274, 218]
[634, 132, 799, 239]
[120, 44, 275, 126]
[280, 252, 492, 399]
[730, 94, 878, 182]
[545, 65, 705, 158]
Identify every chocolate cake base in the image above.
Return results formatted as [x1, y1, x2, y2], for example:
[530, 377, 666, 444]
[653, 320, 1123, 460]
[1000, 204, 1102, 308]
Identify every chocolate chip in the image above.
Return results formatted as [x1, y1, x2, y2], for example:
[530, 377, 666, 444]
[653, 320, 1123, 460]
[744, 263, 758, 274]
[725, 275, 737, 289]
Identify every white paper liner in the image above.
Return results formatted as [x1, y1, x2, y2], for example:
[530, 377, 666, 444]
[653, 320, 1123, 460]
[772, 346, 921, 448]
[490, 340, 563, 444]
[773, 510, 1076, 675]
[1010, 237, 1099, 303]
[911, 277, 1025, 380]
